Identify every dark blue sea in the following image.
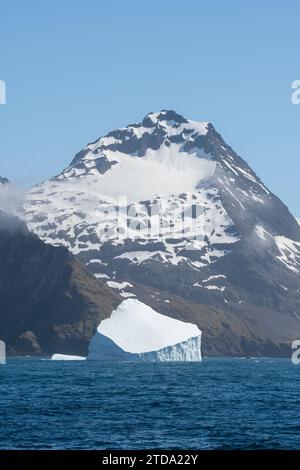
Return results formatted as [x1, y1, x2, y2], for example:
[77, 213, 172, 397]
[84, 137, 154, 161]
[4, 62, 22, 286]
[0, 358, 300, 449]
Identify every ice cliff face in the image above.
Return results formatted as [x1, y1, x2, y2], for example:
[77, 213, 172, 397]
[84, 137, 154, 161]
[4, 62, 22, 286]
[87, 299, 202, 362]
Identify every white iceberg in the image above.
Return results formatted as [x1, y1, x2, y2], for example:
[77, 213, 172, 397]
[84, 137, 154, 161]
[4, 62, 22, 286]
[51, 354, 86, 361]
[87, 299, 202, 362]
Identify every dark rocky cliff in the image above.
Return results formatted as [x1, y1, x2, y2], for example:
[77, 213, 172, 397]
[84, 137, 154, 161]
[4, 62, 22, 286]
[0, 211, 121, 355]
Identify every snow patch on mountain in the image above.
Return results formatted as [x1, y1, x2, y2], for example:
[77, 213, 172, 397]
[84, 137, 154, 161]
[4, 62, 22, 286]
[24, 183, 239, 273]
[275, 236, 300, 273]
[107, 280, 133, 290]
[52, 150, 215, 203]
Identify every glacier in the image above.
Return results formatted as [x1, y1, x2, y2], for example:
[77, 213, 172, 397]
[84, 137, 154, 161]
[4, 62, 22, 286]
[87, 299, 202, 362]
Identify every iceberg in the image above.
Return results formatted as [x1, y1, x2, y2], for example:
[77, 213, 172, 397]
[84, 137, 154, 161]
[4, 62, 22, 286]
[87, 299, 202, 362]
[51, 354, 86, 361]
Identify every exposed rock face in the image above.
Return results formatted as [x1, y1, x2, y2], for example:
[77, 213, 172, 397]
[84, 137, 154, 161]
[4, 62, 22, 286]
[14, 331, 42, 356]
[0, 211, 121, 355]
[20, 110, 300, 356]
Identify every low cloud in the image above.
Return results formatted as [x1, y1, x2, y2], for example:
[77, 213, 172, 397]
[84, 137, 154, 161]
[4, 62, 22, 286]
[0, 182, 26, 217]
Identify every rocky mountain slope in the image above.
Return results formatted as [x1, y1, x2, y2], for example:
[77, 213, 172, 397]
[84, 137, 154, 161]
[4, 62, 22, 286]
[22, 110, 300, 355]
[0, 211, 120, 355]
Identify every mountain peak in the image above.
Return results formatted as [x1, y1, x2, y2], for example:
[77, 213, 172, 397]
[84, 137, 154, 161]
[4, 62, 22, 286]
[69, 110, 210, 168]
[142, 110, 189, 127]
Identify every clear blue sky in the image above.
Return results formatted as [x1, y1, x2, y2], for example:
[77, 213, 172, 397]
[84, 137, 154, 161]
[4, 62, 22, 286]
[1, 0, 300, 215]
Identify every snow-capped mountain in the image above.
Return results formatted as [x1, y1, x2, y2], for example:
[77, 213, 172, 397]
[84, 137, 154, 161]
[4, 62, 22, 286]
[23, 110, 300, 355]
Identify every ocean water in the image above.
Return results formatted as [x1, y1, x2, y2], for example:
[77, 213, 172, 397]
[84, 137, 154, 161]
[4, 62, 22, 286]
[0, 358, 300, 449]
